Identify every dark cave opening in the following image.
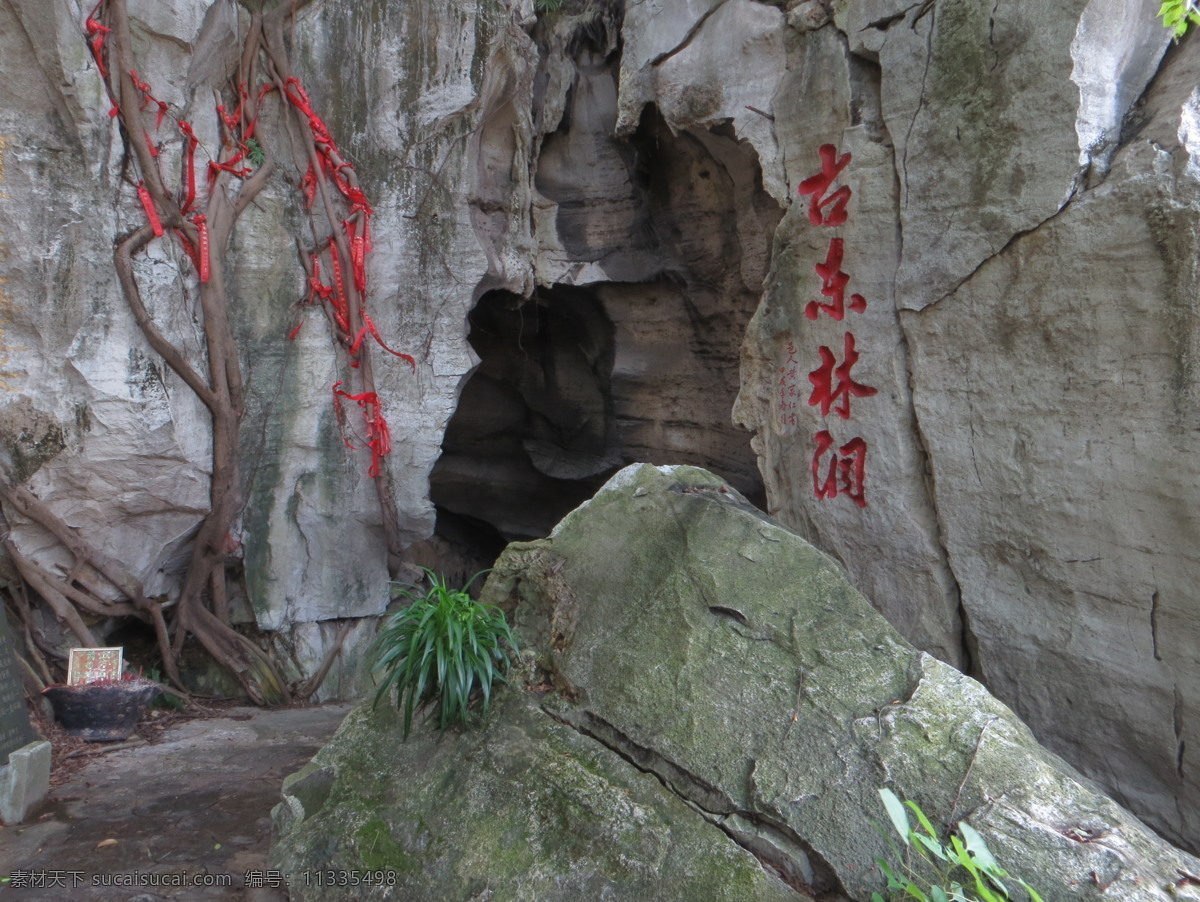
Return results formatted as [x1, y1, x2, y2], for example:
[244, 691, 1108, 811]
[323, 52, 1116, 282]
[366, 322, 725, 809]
[427, 24, 782, 571]
[431, 285, 618, 545]
[429, 274, 771, 554]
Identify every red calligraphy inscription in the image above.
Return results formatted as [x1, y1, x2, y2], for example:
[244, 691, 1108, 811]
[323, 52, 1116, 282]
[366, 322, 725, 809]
[806, 238, 866, 321]
[794, 142, 875, 507]
[807, 332, 877, 420]
[812, 431, 868, 508]
[798, 144, 852, 227]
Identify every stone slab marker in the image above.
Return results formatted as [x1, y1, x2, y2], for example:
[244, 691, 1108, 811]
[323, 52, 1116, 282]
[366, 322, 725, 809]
[0, 613, 48, 824]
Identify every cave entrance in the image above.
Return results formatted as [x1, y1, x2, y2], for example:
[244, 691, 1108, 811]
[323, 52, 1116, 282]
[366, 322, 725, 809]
[432, 284, 617, 547]
[430, 269, 772, 566]
[429, 37, 781, 572]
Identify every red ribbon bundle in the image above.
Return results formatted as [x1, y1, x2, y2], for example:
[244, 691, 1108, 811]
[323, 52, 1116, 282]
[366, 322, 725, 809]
[129, 70, 168, 129]
[332, 382, 393, 478]
[85, 5, 414, 479]
[193, 215, 210, 283]
[85, 7, 110, 78]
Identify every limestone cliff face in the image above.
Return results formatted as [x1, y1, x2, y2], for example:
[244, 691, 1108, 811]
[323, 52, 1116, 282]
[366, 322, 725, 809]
[732, 0, 1200, 854]
[2, 0, 1200, 852]
[0, 0, 501, 695]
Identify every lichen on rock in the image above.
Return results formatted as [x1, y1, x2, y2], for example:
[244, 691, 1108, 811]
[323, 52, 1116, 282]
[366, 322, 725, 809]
[271, 464, 1200, 901]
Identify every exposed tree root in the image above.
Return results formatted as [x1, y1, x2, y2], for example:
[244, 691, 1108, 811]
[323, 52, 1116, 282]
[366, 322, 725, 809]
[294, 620, 355, 702]
[0, 0, 409, 705]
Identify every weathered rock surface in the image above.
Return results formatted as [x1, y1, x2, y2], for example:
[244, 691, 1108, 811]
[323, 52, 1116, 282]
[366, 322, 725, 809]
[272, 692, 802, 902]
[731, 0, 1200, 853]
[0, 0, 506, 693]
[271, 465, 1200, 902]
[4, 0, 1200, 858]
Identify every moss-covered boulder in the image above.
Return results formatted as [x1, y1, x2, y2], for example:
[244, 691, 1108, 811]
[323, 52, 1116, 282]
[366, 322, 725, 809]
[270, 464, 1200, 901]
[271, 689, 800, 901]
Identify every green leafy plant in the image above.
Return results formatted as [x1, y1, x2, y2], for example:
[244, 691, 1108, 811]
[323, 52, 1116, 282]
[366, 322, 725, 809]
[370, 568, 517, 739]
[872, 788, 1044, 902]
[1160, 0, 1200, 38]
[534, 0, 565, 12]
[244, 137, 266, 168]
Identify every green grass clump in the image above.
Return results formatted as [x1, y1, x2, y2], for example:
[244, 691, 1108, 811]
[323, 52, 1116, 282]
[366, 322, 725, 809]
[371, 568, 518, 739]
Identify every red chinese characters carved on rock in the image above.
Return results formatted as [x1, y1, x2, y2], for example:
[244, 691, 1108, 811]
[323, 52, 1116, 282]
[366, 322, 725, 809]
[797, 143, 852, 227]
[812, 431, 868, 508]
[795, 143, 875, 507]
[806, 237, 866, 322]
[808, 332, 877, 420]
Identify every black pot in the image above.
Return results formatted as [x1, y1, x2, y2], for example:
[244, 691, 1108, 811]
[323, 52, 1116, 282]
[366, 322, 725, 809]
[43, 683, 160, 741]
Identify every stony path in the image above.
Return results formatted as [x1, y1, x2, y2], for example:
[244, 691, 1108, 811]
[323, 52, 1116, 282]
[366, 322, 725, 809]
[0, 704, 351, 901]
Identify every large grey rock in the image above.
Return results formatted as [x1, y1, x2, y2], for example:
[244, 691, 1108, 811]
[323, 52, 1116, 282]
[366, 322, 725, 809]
[0, 741, 51, 825]
[733, 0, 1200, 852]
[271, 692, 802, 902]
[899, 65, 1200, 850]
[271, 464, 1200, 901]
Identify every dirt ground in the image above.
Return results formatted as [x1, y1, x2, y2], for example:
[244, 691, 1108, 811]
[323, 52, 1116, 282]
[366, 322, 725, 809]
[0, 702, 352, 901]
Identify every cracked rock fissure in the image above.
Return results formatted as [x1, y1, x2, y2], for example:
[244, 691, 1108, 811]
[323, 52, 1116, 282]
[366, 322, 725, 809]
[648, 0, 730, 67]
[541, 702, 847, 899]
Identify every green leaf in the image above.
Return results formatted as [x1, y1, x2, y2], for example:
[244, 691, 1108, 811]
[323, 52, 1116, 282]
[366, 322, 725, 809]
[872, 894, 886, 902]
[878, 858, 904, 889]
[880, 788, 911, 843]
[977, 884, 1002, 902]
[930, 887, 949, 902]
[981, 873, 1009, 901]
[906, 799, 940, 839]
[912, 832, 948, 862]
[948, 835, 973, 871]
[903, 882, 929, 901]
[957, 823, 1011, 899]
[244, 138, 265, 167]
[958, 822, 999, 871]
[1160, 0, 1200, 36]
[1019, 880, 1046, 902]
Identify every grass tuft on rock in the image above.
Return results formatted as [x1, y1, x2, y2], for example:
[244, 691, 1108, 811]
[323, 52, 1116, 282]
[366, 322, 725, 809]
[370, 568, 518, 739]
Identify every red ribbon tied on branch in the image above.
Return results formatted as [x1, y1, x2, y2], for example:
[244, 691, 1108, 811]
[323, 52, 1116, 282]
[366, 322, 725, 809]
[137, 182, 163, 237]
[129, 70, 169, 130]
[85, 2, 110, 78]
[87, 24, 417, 479]
[193, 214, 210, 283]
[332, 382, 392, 478]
